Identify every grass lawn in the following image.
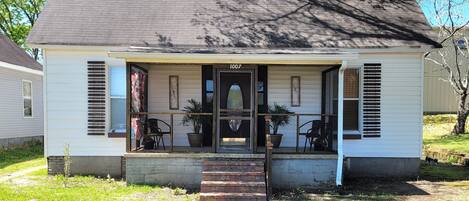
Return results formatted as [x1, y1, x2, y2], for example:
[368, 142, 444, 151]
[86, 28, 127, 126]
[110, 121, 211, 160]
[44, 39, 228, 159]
[0, 141, 45, 176]
[0, 144, 198, 201]
[423, 114, 469, 160]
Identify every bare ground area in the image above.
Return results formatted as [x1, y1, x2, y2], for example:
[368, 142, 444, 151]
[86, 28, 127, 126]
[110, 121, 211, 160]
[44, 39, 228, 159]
[273, 162, 469, 201]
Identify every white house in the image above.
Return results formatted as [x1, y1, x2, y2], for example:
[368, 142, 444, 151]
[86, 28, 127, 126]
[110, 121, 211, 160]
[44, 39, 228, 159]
[0, 34, 43, 149]
[28, 0, 439, 199]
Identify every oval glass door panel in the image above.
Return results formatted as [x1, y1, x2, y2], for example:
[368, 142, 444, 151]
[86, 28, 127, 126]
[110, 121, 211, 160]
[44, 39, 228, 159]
[227, 83, 243, 132]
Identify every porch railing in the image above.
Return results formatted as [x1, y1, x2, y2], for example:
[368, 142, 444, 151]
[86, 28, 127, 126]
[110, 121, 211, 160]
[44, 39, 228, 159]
[128, 112, 336, 153]
[128, 112, 213, 152]
[258, 113, 336, 153]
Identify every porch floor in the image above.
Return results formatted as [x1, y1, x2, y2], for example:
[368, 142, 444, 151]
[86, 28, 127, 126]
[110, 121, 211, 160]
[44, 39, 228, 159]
[132, 146, 336, 155]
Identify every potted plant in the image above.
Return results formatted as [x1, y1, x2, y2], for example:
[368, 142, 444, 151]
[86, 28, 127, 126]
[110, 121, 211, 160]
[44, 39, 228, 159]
[142, 136, 155, 150]
[268, 103, 293, 148]
[182, 99, 204, 147]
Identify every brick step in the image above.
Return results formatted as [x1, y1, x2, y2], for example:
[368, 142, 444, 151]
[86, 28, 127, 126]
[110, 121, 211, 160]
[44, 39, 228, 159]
[200, 192, 266, 201]
[203, 165, 264, 172]
[201, 181, 266, 193]
[203, 160, 264, 167]
[202, 171, 265, 182]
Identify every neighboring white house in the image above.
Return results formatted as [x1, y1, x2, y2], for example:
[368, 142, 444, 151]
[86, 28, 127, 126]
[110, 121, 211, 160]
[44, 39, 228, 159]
[0, 34, 43, 149]
[27, 0, 439, 196]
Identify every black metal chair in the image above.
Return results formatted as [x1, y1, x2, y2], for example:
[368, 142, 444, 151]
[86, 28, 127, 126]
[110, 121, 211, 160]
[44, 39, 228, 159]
[298, 120, 322, 152]
[147, 118, 171, 150]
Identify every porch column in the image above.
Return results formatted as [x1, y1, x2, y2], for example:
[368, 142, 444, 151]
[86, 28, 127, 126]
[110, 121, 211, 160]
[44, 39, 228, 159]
[336, 61, 347, 186]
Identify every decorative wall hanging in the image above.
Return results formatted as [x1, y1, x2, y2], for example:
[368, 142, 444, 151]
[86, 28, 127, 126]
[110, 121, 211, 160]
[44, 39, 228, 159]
[291, 76, 300, 107]
[169, 75, 179, 110]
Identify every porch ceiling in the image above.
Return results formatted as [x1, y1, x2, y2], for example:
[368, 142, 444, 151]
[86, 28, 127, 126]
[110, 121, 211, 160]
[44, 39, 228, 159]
[108, 47, 358, 65]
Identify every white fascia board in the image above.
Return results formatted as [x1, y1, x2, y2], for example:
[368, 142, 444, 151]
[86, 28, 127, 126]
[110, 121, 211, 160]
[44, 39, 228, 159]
[29, 43, 434, 53]
[108, 52, 358, 65]
[0, 61, 43, 76]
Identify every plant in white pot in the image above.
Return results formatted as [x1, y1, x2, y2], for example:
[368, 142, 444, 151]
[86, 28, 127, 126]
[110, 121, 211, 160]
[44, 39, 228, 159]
[268, 103, 293, 148]
[182, 99, 204, 147]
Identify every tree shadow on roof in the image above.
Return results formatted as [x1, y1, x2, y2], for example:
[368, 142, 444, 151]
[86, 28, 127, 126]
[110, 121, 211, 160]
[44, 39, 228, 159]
[191, 0, 440, 48]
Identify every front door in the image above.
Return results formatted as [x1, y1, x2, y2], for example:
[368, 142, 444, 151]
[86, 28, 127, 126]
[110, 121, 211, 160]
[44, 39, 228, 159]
[216, 69, 255, 153]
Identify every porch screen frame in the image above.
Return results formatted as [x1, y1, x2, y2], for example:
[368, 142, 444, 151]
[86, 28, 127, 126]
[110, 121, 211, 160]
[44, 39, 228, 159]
[126, 63, 149, 152]
[213, 65, 258, 153]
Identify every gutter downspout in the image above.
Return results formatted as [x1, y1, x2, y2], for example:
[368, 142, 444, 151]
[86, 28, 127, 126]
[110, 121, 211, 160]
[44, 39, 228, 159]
[336, 60, 348, 187]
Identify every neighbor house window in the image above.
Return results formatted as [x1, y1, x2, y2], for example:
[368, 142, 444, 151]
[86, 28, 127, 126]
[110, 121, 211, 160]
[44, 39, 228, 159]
[110, 67, 126, 133]
[456, 38, 467, 49]
[344, 69, 359, 130]
[22, 80, 33, 117]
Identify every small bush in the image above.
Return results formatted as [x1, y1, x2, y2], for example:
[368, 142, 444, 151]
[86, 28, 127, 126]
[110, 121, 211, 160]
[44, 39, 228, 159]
[424, 114, 457, 125]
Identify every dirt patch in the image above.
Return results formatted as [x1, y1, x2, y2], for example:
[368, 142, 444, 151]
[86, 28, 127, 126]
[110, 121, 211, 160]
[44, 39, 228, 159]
[273, 179, 469, 201]
[125, 187, 198, 201]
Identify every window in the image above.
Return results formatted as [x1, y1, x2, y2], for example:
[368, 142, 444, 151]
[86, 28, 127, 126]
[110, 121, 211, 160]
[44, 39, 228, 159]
[456, 38, 467, 49]
[344, 69, 359, 130]
[110, 67, 126, 133]
[22, 80, 32, 117]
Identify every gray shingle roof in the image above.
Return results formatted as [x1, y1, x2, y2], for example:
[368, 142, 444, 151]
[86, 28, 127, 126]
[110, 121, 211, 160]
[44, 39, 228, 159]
[0, 34, 42, 71]
[27, 0, 440, 49]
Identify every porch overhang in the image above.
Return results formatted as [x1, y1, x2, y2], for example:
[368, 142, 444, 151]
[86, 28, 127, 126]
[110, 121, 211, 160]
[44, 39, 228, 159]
[108, 47, 358, 65]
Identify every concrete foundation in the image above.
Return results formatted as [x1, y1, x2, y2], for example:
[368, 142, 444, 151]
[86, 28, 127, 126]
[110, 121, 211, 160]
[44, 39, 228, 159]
[272, 155, 337, 189]
[0, 135, 43, 150]
[47, 156, 124, 178]
[125, 153, 337, 189]
[345, 157, 420, 178]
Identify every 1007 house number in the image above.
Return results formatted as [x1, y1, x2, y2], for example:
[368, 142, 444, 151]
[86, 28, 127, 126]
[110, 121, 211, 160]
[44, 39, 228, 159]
[230, 64, 242, 69]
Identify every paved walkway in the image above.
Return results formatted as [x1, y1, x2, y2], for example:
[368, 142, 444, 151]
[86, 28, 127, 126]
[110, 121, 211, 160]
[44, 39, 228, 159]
[0, 165, 46, 182]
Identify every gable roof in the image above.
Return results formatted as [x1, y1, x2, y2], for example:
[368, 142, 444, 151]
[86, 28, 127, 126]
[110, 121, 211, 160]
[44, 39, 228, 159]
[0, 34, 42, 71]
[28, 0, 440, 50]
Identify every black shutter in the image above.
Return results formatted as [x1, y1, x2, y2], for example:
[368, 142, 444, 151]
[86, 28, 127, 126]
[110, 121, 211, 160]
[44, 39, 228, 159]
[363, 63, 381, 137]
[87, 61, 106, 135]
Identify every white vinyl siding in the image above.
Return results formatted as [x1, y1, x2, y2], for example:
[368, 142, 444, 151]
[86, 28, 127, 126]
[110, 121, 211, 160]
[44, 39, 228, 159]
[268, 65, 326, 147]
[344, 53, 424, 158]
[43, 49, 424, 159]
[146, 64, 202, 147]
[44, 50, 125, 156]
[0, 67, 43, 139]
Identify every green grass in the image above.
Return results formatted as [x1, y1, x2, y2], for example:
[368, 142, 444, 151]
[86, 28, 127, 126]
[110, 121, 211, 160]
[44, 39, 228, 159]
[0, 141, 45, 176]
[420, 162, 469, 180]
[0, 143, 198, 201]
[423, 114, 469, 155]
[0, 176, 198, 201]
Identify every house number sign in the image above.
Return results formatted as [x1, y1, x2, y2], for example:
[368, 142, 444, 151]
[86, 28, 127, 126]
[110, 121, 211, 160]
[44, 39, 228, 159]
[230, 64, 242, 70]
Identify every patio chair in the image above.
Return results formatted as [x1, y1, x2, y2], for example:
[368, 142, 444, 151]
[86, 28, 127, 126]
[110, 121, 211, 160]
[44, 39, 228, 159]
[147, 118, 172, 150]
[298, 120, 321, 152]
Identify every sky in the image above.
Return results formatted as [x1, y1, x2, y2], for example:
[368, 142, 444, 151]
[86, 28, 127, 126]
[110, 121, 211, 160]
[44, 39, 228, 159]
[419, 0, 469, 26]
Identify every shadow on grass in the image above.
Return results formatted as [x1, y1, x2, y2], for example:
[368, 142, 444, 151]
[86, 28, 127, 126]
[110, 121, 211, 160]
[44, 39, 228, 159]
[0, 141, 43, 169]
[420, 161, 469, 181]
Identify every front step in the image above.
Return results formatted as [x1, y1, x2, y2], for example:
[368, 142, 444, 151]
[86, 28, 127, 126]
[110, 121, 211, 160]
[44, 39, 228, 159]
[203, 160, 264, 172]
[201, 181, 266, 193]
[200, 193, 266, 201]
[200, 159, 267, 201]
[203, 171, 265, 182]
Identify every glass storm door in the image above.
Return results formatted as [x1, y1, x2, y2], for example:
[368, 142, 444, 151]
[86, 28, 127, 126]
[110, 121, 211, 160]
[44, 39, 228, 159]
[217, 71, 254, 152]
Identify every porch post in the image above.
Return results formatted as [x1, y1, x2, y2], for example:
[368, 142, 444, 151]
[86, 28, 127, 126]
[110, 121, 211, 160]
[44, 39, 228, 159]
[125, 62, 131, 152]
[336, 61, 347, 186]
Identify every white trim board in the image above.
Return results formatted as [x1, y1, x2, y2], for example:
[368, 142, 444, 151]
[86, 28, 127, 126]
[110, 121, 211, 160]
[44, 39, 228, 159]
[0, 61, 43, 76]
